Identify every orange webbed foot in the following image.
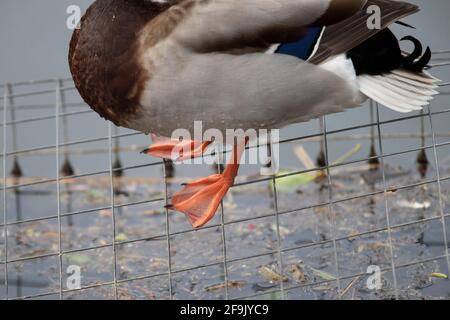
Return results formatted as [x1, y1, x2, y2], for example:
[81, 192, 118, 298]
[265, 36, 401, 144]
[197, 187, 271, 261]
[142, 134, 211, 161]
[170, 140, 247, 228]
[172, 174, 233, 228]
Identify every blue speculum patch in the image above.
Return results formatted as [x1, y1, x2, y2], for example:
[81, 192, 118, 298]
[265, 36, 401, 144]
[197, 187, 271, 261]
[275, 26, 322, 60]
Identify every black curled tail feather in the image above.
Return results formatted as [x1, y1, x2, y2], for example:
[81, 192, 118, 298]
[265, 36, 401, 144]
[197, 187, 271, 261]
[400, 36, 431, 72]
[355, 32, 439, 114]
[350, 28, 439, 113]
[347, 28, 432, 76]
[401, 36, 423, 66]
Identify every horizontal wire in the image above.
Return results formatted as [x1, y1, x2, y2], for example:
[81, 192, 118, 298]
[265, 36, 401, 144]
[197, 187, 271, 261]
[5, 131, 450, 158]
[0, 98, 446, 130]
[0, 196, 165, 228]
[432, 49, 450, 54]
[429, 62, 450, 68]
[2, 106, 450, 159]
[0, 102, 87, 112]
[1, 131, 141, 158]
[0, 87, 76, 100]
[0, 109, 92, 127]
[431, 57, 450, 62]
[0, 78, 72, 89]
[233, 140, 450, 188]
[2, 159, 164, 191]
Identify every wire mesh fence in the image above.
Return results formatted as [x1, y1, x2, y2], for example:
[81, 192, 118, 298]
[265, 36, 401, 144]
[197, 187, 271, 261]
[1, 51, 450, 300]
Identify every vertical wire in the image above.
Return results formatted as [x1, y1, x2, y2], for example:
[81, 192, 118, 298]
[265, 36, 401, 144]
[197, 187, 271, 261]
[375, 103, 399, 299]
[162, 159, 173, 299]
[7, 84, 19, 175]
[420, 110, 426, 148]
[269, 130, 285, 299]
[108, 123, 118, 299]
[216, 145, 229, 299]
[60, 80, 70, 162]
[113, 126, 122, 177]
[370, 101, 376, 147]
[55, 82, 64, 299]
[2, 87, 9, 299]
[321, 117, 342, 297]
[219, 197, 229, 300]
[426, 106, 450, 274]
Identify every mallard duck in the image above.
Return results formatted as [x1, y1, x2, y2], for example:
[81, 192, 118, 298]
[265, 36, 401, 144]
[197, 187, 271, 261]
[69, 0, 438, 228]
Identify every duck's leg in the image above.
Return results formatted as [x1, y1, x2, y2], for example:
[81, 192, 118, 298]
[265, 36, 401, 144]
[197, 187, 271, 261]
[171, 139, 247, 228]
[142, 134, 211, 161]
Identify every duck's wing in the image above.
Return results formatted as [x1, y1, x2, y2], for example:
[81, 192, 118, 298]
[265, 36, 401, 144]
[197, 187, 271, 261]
[309, 0, 419, 64]
[171, 0, 366, 53]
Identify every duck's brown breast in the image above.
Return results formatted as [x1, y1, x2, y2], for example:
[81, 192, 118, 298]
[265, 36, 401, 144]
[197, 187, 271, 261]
[69, 0, 174, 127]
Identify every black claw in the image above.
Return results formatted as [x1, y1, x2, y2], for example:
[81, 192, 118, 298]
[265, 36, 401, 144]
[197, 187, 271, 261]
[181, 183, 188, 186]
[164, 204, 174, 209]
[140, 148, 150, 154]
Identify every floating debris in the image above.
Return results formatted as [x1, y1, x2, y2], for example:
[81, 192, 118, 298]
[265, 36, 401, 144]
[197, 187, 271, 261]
[430, 272, 448, 279]
[115, 233, 128, 242]
[67, 254, 90, 265]
[333, 144, 362, 165]
[274, 144, 362, 192]
[204, 280, 247, 292]
[273, 170, 317, 192]
[309, 267, 337, 282]
[340, 275, 362, 298]
[397, 200, 431, 209]
[142, 209, 164, 216]
[258, 266, 288, 283]
[288, 264, 308, 284]
[99, 209, 112, 217]
[294, 145, 315, 170]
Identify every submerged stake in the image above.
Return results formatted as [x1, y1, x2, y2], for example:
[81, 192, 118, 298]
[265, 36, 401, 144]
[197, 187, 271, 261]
[368, 101, 380, 170]
[417, 110, 429, 178]
[60, 158, 75, 177]
[10, 157, 22, 178]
